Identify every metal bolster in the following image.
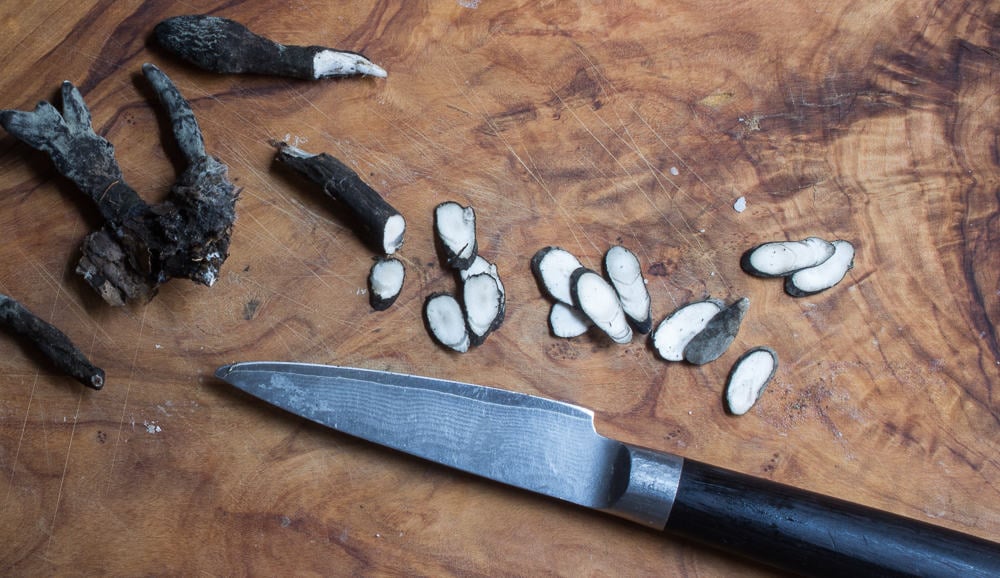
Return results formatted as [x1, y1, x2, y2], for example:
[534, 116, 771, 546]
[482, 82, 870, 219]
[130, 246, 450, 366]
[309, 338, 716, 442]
[604, 445, 684, 529]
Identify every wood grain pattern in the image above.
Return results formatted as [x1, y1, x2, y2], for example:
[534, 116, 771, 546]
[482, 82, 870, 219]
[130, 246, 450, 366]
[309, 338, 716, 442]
[0, 0, 997, 574]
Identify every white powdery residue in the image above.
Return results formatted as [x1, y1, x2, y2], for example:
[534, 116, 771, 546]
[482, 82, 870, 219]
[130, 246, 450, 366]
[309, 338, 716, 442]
[733, 196, 747, 212]
[669, 166, 680, 176]
[143, 420, 162, 434]
[457, 0, 481, 7]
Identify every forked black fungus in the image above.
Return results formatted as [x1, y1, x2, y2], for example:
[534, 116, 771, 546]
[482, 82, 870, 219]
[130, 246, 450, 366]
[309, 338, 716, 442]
[368, 257, 405, 311]
[0, 293, 104, 389]
[154, 15, 387, 79]
[273, 142, 405, 255]
[683, 297, 749, 365]
[0, 64, 238, 305]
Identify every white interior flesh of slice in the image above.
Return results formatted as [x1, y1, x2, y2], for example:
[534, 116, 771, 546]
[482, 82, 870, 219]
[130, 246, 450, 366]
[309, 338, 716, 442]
[573, 270, 632, 344]
[435, 202, 477, 265]
[463, 273, 503, 338]
[726, 348, 778, 415]
[746, 237, 835, 276]
[549, 302, 592, 338]
[370, 258, 404, 299]
[461, 256, 505, 298]
[652, 300, 723, 361]
[604, 245, 650, 324]
[382, 214, 406, 255]
[313, 50, 388, 78]
[425, 294, 470, 352]
[536, 248, 582, 305]
[787, 240, 855, 294]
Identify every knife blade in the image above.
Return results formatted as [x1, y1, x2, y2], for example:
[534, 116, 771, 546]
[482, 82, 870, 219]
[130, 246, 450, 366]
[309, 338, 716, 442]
[216, 361, 1000, 577]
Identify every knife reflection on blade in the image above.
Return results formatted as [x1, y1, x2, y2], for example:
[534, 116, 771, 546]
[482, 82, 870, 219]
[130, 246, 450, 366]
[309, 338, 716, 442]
[216, 361, 1000, 577]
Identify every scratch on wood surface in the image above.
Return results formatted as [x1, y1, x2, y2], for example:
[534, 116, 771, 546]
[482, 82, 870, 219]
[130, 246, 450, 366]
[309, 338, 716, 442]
[45, 386, 83, 555]
[106, 302, 148, 495]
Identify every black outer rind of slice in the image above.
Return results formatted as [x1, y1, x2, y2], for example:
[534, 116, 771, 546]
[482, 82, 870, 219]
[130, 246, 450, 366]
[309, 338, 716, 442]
[433, 202, 478, 270]
[683, 297, 749, 365]
[274, 143, 403, 255]
[367, 258, 404, 311]
[155, 15, 374, 79]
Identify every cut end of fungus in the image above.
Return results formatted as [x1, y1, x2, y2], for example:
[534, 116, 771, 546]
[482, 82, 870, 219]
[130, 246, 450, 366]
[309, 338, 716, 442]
[652, 299, 724, 362]
[741, 237, 835, 278]
[424, 292, 470, 353]
[382, 214, 406, 255]
[434, 201, 478, 269]
[313, 50, 387, 79]
[570, 267, 632, 344]
[725, 347, 778, 415]
[368, 257, 405, 311]
[785, 240, 855, 297]
[603, 245, 652, 334]
[463, 272, 505, 345]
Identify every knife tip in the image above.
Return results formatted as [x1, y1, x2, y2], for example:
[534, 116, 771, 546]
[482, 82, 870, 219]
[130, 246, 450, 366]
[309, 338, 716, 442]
[214, 363, 235, 380]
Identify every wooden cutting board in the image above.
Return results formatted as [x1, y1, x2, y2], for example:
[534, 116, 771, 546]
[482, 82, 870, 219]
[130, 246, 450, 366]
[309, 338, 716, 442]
[1, 1, 997, 574]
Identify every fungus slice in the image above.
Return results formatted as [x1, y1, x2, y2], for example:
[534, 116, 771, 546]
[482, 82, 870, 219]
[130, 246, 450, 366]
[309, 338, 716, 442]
[462, 272, 505, 345]
[434, 202, 478, 269]
[548, 302, 592, 338]
[569, 267, 632, 344]
[530, 246, 583, 306]
[424, 293, 470, 353]
[368, 257, 405, 311]
[461, 256, 504, 299]
[725, 347, 778, 415]
[603, 245, 652, 333]
[785, 240, 855, 297]
[740, 237, 835, 277]
[683, 297, 750, 365]
[652, 299, 724, 361]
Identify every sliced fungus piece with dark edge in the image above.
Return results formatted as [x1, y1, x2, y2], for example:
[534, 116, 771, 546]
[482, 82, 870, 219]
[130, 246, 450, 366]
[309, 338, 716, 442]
[530, 246, 583, 306]
[461, 256, 504, 299]
[273, 142, 405, 255]
[368, 257, 405, 311]
[725, 347, 778, 415]
[424, 293, 470, 353]
[434, 201, 478, 270]
[570, 267, 632, 344]
[740, 237, 835, 278]
[652, 299, 724, 362]
[154, 15, 387, 79]
[462, 272, 505, 345]
[785, 240, 855, 297]
[548, 301, 592, 338]
[603, 245, 652, 334]
[683, 297, 749, 365]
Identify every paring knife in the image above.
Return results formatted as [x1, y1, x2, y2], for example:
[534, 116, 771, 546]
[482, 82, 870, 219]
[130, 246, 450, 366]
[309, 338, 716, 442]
[216, 361, 1000, 576]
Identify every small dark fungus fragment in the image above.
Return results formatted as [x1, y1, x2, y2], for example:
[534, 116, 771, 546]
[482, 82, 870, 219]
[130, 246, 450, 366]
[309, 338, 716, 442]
[725, 347, 778, 415]
[0, 64, 238, 305]
[368, 257, 405, 311]
[0, 293, 104, 389]
[273, 142, 405, 255]
[570, 267, 632, 344]
[741, 237, 835, 278]
[603, 245, 652, 334]
[434, 201, 477, 270]
[683, 297, 749, 365]
[784, 240, 855, 297]
[154, 15, 386, 79]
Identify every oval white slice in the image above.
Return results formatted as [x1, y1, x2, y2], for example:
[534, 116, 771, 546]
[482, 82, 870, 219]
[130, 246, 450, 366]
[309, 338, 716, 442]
[530, 247, 583, 306]
[785, 240, 855, 297]
[424, 293, 470, 353]
[652, 299, 723, 361]
[741, 237, 835, 277]
[604, 245, 652, 333]
[461, 256, 505, 299]
[463, 272, 504, 343]
[368, 257, 405, 311]
[725, 347, 778, 415]
[548, 302, 592, 338]
[570, 268, 632, 344]
[434, 202, 477, 269]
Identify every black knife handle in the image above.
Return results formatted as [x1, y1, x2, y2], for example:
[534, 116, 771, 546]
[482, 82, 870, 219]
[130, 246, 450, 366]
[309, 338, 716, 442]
[665, 459, 1000, 577]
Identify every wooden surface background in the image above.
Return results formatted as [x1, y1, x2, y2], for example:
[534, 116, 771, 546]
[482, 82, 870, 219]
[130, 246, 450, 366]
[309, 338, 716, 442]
[1, 1, 998, 575]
